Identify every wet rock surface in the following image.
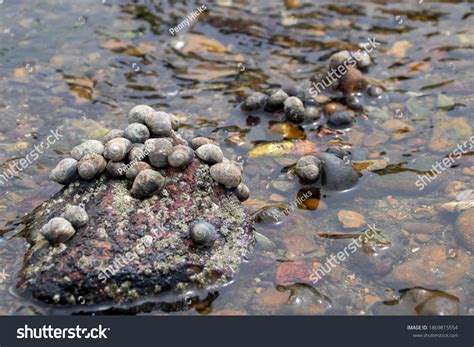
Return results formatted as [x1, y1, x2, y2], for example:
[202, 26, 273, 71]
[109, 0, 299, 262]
[17, 158, 254, 308]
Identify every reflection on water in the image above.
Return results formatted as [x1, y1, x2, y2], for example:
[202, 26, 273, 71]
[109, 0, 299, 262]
[0, 0, 473, 315]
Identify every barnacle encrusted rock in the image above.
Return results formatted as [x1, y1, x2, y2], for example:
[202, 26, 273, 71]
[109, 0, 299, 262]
[17, 158, 254, 308]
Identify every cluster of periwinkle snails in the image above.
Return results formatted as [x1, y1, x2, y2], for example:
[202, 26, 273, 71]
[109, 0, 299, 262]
[40, 204, 88, 244]
[49, 105, 250, 203]
[240, 49, 383, 130]
[47, 105, 253, 247]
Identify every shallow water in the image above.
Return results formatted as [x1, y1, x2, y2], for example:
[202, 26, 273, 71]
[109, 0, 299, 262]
[0, 0, 473, 315]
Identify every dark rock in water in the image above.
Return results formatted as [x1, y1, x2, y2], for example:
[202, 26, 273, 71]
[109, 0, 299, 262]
[284, 97, 305, 123]
[283, 85, 305, 100]
[264, 89, 289, 112]
[326, 111, 355, 129]
[17, 158, 254, 308]
[314, 153, 359, 191]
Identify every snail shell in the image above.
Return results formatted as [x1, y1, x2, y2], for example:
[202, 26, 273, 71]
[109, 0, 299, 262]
[169, 113, 180, 131]
[103, 129, 125, 143]
[124, 123, 150, 144]
[145, 111, 172, 137]
[209, 162, 242, 188]
[40, 217, 76, 244]
[71, 140, 105, 160]
[50, 158, 78, 185]
[295, 155, 322, 183]
[168, 145, 194, 169]
[190, 136, 214, 150]
[126, 161, 152, 181]
[189, 221, 217, 247]
[284, 96, 305, 123]
[106, 161, 127, 178]
[145, 138, 173, 168]
[128, 144, 147, 162]
[64, 204, 89, 228]
[195, 143, 223, 164]
[128, 104, 155, 124]
[131, 169, 166, 199]
[78, 154, 107, 180]
[234, 183, 250, 202]
[103, 137, 132, 162]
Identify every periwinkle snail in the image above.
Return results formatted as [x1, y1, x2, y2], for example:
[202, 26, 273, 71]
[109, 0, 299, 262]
[189, 221, 217, 247]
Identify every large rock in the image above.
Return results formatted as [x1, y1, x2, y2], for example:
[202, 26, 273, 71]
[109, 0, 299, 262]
[16, 159, 254, 309]
[315, 153, 359, 191]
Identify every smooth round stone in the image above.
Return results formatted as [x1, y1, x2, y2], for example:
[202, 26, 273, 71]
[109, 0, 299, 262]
[295, 155, 322, 183]
[126, 161, 152, 181]
[41, 217, 76, 244]
[64, 204, 89, 228]
[168, 145, 194, 169]
[128, 105, 154, 124]
[345, 95, 363, 112]
[71, 140, 104, 160]
[195, 144, 224, 164]
[234, 183, 250, 201]
[145, 111, 172, 137]
[210, 162, 242, 188]
[189, 221, 217, 247]
[368, 85, 383, 98]
[241, 92, 268, 112]
[305, 106, 321, 121]
[254, 206, 286, 224]
[103, 137, 132, 162]
[145, 138, 173, 168]
[78, 154, 107, 180]
[314, 152, 359, 191]
[190, 137, 214, 150]
[339, 66, 367, 94]
[284, 96, 306, 123]
[329, 50, 351, 70]
[124, 123, 150, 143]
[50, 158, 78, 185]
[264, 89, 289, 112]
[106, 161, 127, 178]
[131, 169, 165, 199]
[102, 129, 125, 143]
[327, 111, 355, 129]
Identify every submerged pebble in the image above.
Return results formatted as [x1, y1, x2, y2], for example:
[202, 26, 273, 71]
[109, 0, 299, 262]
[329, 50, 351, 70]
[78, 154, 107, 180]
[189, 221, 217, 247]
[241, 92, 268, 111]
[168, 145, 194, 168]
[103, 137, 132, 162]
[71, 140, 104, 160]
[283, 85, 305, 100]
[195, 144, 224, 164]
[210, 162, 242, 188]
[284, 96, 305, 123]
[64, 204, 89, 228]
[130, 169, 165, 199]
[327, 111, 355, 129]
[40, 217, 76, 244]
[315, 152, 359, 190]
[124, 123, 150, 143]
[50, 158, 78, 185]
